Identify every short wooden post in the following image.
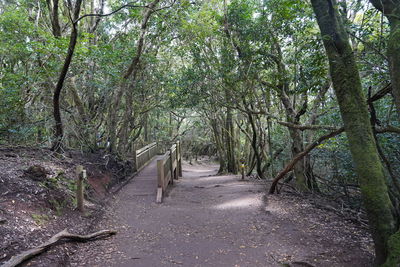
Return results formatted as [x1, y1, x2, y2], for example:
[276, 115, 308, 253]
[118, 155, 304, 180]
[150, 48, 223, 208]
[157, 159, 164, 189]
[169, 149, 174, 184]
[157, 159, 164, 203]
[240, 163, 245, 180]
[156, 187, 163, 203]
[133, 148, 138, 171]
[75, 165, 86, 212]
[178, 142, 183, 177]
[175, 142, 179, 180]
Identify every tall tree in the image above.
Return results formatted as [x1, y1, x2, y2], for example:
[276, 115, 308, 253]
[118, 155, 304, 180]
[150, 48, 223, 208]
[107, 0, 161, 153]
[51, 0, 83, 152]
[310, 0, 397, 265]
[46, 0, 62, 37]
[368, 0, 400, 118]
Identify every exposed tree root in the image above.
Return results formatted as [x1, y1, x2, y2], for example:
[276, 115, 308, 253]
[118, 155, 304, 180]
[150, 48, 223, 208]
[2, 229, 116, 267]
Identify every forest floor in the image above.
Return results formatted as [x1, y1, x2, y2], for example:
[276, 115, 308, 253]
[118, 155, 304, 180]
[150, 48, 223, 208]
[0, 146, 133, 266]
[66, 159, 374, 267]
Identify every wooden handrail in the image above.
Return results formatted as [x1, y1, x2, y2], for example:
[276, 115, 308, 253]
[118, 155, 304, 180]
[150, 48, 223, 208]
[134, 142, 158, 171]
[136, 142, 157, 156]
[156, 141, 182, 203]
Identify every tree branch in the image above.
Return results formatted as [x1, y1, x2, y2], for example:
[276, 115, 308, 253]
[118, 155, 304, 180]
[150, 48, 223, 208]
[367, 83, 392, 103]
[75, 3, 149, 24]
[269, 127, 345, 194]
[276, 121, 340, 131]
[376, 125, 400, 134]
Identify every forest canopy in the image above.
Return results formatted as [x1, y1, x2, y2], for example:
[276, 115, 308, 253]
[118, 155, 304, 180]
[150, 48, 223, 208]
[1, 0, 400, 265]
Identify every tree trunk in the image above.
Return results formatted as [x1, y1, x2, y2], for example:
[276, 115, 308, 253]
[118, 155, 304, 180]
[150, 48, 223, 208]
[247, 113, 265, 179]
[270, 36, 310, 191]
[46, 0, 61, 38]
[210, 116, 226, 173]
[388, 17, 400, 118]
[288, 128, 307, 191]
[144, 113, 149, 142]
[51, 0, 83, 152]
[225, 107, 238, 174]
[311, 0, 396, 264]
[368, 0, 400, 118]
[107, 0, 160, 153]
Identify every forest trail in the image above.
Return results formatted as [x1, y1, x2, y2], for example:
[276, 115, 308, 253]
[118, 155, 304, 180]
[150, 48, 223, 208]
[69, 160, 373, 267]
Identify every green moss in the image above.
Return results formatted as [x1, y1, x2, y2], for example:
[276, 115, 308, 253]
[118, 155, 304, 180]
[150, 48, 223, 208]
[311, 0, 397, 264]
[48, 198, 68, 216]
[31, 213, 49, 225]
[382, 230, 400, 267]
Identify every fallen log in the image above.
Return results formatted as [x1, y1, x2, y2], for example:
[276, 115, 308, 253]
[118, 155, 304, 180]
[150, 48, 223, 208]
[2, 229, 117, 267]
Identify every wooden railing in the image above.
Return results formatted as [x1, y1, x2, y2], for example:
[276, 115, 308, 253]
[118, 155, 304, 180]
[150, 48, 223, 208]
[156, 141, 182, 203]
[134, 142, 158, 171]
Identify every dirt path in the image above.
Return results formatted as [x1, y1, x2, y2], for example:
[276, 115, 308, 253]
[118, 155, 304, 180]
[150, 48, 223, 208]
[69, 161, 373, 267]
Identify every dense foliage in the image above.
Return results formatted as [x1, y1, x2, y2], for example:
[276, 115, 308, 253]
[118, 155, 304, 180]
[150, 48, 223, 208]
[1, 0, 400, 264]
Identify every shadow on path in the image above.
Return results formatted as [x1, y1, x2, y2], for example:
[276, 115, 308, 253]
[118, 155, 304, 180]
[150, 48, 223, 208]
[69, 161, 373, 267]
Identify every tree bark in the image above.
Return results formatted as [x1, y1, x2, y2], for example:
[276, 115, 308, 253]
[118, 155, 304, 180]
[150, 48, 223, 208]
[46, 0, 62, 37]
[247, 113, 265, 179]
[311, 0, 396, 264]
[225, 106, 238, 173]
[51, 0, 83, 152]
[209, 114, 226, 173]
[368, 0, 400, 118]
[289, 127, 307, 191]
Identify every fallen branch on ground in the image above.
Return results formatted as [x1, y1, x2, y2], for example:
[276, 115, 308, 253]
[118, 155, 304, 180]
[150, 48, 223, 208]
[2, 229, 117, 267]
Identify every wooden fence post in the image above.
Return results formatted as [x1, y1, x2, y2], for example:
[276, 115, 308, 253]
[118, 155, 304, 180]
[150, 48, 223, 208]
[178, 141, 182, 177]
[169, 149, 174, 184]
[75, 165, 86, 212]
[174, 142, 179, 180]
[133, 148, 138, 171]
[157, 159, 164, 203]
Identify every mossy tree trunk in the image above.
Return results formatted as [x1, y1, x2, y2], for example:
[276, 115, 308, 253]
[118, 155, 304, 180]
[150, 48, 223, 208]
[208, 113, 227, 173]
[369, 0, 400, 118]
[225, 106, 238, 174]
[388, 18, 400, 118]
[289, 128, 308, 191]
[310, 0, 396, 265]
[247, 112, 265, 179]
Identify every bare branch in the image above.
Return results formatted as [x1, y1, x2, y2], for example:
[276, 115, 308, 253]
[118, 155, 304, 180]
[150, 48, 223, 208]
[376, 125, 400, 134]
[276, 121, 340, 131]
[269, 127, 345, 194]
[74, 2, 149, 24]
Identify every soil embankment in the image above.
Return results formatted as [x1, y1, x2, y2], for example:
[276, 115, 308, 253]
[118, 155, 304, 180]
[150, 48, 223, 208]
[0, 146, 132, 266]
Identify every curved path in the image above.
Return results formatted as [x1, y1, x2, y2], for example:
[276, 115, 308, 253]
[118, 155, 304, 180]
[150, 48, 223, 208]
[69, 160, 373, 267]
